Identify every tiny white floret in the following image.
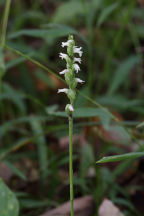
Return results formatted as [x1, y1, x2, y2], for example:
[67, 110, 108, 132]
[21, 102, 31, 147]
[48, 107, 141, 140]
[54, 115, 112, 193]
[58, 88, 68, 94]
[74, 46, 83, 57]
[59, 53, 67, 60]
[74, 64, 80, 73]
[68, 104, 74, 112]
[76, 78, 85, 83]
[61, 40, 73, 47]
[74, 57, 81, 64]
[59, 69, 68, 75]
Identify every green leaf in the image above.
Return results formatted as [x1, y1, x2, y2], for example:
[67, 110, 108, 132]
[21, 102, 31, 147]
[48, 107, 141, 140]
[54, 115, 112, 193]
[132, 8, 144, 21]
[0, 178, 19, 216]
[9, 27, 76, 41]
[46, 107, 112, 129]
[1, 83, 26, 113]
[9, 25, 86, 45]
[35, 69, 56, 89]
[96, 152, 144, 163]
[5, 161, 27, 181]
[108, 56, 140, 94]
[14, 11, 45, 30]
[137, 121, 144, 128]
[52, 1, 83, 23]
[6, 52, 34, 70]
[102, 125, 131, 145]
[97, 3, 119, 26]
[0, 0, 5, 5]
[9, 24, 87, 45]
[80, 144, 94, 179]
[97, 94, 141, 111]
[30, 118, 48, 181]
[136, 25, 144, 37]
[20, 198, 57, 209]
[0, 48, 5, 81]
[0, 115, 51, 138]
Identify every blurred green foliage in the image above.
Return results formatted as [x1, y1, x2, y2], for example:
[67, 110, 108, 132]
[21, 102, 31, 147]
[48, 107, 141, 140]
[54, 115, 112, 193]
[0, 0, 144, 215]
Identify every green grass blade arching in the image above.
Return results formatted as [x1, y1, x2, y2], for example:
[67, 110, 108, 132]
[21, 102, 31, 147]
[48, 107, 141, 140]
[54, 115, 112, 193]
[96, 152, 144, 163]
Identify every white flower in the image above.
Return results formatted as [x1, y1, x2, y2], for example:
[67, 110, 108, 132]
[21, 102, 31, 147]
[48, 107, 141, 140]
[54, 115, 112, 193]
[74, 57, 81, 64]
[74, 46, 83, 57]
[68, 104, 74, 112]
[76, 78, 85, 83]
[61, 40, 73, 47]
[74, 64, 80, 73]
[65, 104, 74, 114]
[58, 88, 68, 94]
[59, 53, 67, 60]
[59, 69, 68, 75]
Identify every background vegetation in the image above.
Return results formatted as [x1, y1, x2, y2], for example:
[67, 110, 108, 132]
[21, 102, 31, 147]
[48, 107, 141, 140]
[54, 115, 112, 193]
[0, 0, 144, 215]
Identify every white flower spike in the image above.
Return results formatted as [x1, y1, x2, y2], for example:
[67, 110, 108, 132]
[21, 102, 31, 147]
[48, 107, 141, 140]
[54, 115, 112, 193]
[59, 69, 68, 75]
[74, 57, 81, 64]
[74, 64, 80, 73]
[74, 46, 83, 57]
[59, 53, 67, 60]
[76, 78, 85, 84]
[61, 40, 73, 47]
[58, 88, 68, 94]
[58, 35, 84, 116]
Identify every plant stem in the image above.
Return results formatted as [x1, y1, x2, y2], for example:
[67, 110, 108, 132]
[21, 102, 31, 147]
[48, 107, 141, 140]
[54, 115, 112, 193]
[1, 0, 11, 47]
[1, 0, 11, 48]
[69, 116, 74, 216]
[0, 0, 11, 116]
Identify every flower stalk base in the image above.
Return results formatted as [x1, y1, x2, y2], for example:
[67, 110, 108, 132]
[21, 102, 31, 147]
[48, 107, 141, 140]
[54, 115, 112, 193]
[69, 116, 74, 216]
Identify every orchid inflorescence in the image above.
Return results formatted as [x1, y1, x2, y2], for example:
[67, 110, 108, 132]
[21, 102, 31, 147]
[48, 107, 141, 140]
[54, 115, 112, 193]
[58, 35, 84, 116]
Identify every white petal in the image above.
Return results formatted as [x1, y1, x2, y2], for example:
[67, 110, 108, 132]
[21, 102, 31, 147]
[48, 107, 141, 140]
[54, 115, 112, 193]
[76, 78, 85, 83]
[61, 40, 73, 47]
[74, 46, 83, 57]
[59, 53, 67, 60]
[74, 64, 80, 73]
[74, 57, 81, 64]
[61, 42, 68, 47]
[58, 88, 68, 93]
[69, 104, 74, 112]
[59, 69, 68, 75]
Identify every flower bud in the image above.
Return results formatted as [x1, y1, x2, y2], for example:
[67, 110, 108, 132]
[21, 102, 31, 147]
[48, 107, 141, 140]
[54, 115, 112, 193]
[65, 104, 74, 116]
[67, 35, 75, 57]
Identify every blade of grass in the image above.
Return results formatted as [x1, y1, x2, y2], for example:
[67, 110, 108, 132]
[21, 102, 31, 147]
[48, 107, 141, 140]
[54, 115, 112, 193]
[96, 152, 144, 163]
[1, 0, 11, 47]
[128, 21, 143, 97]
[5, 161, 27, 181]
[97, 2, 135, 93]
[5, 44, 64, 83]
[0, 0, 12, 132]
[30, 118, 48, 182]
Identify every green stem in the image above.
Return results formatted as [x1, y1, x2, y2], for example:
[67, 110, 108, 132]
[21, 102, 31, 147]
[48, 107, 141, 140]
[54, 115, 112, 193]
[1, 0, 11, 48]
[69, 116, 74, 216]
[0, 0, 11, 118]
